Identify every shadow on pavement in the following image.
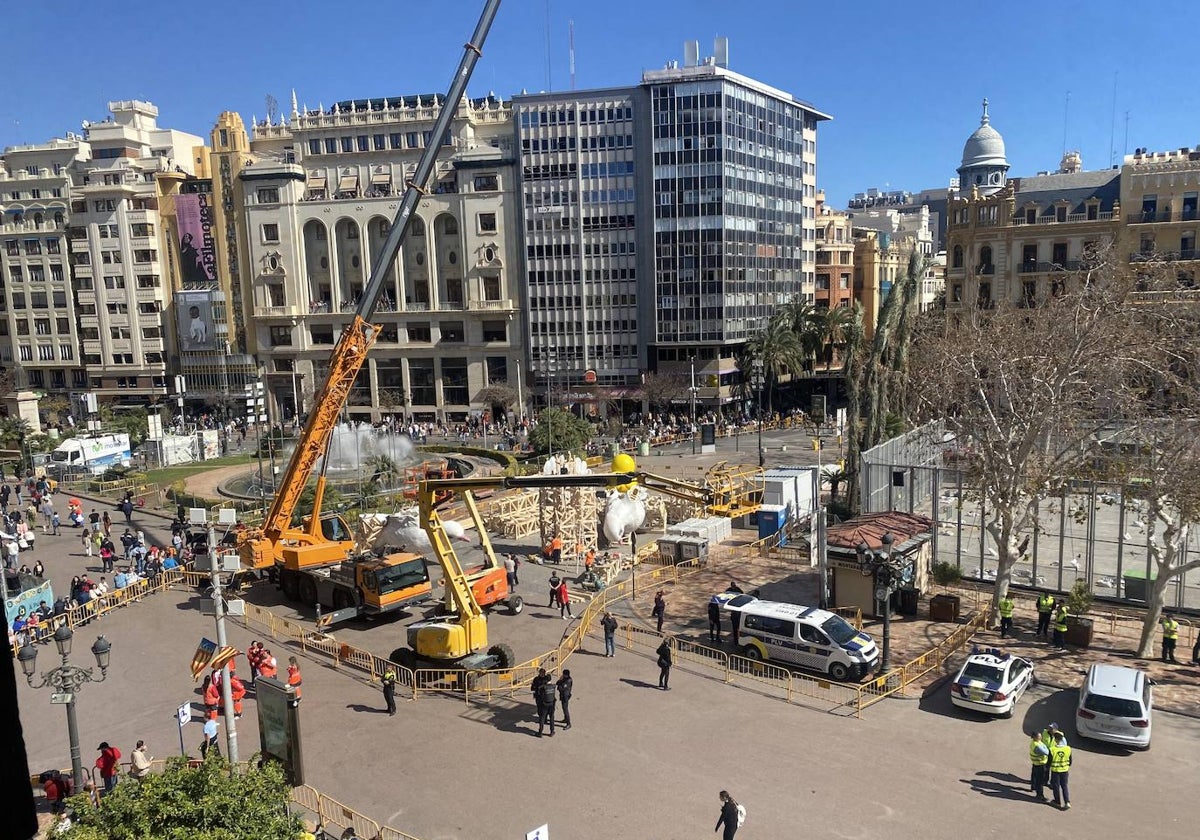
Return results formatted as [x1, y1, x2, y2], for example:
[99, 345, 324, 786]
[345, 703, 389, 715]
[960, 773, 1038, 802]
[619, 678, 660, 690]
[459, 698, 541, 737]
[976, 770, 1027, 784]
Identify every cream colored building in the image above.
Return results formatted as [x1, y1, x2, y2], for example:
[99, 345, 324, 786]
[815, 192, 854, 311]
[1118, 146, 1199, 285]
[240, 94, 521, 422]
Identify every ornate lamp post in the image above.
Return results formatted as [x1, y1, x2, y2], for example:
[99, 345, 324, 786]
[750, 359, 765, 468]
[17, 626, 112, 789]
[854, 532, 908, 676]
[689, 355, 698, 456]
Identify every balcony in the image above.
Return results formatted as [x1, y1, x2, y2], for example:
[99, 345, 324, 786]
[1128, 210, 1173, 224]
[257, 305, 299, 317]
[1018, 260, 1081, 274]
[1130, 249, 1197, 263]
[1012, 210, 1114, 226]
[437, 301, 466, 311]
[470, 298, 515, 312]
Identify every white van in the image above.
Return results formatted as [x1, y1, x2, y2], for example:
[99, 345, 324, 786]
[1075, 663, 1153, 749]
[719, 595, 879, 682]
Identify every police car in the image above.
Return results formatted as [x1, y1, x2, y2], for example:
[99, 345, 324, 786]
[717, 594, 879, 682]
[949, 648, 1036, 717]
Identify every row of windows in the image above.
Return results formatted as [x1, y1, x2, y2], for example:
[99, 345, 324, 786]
[305, 130, 451, 156]
[5, 187, 64, 200]
[580, 160, 635, 178]
[519, 106, 634, 128]
[20, 369, 88, 389]
[4, 239, 62, 256]
[1, 265, 66, 284]
[13, 344, 75, 361]
[583, 189, 635, 204]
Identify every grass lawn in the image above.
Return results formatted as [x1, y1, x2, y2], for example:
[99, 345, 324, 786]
[142, 454, 259, 488]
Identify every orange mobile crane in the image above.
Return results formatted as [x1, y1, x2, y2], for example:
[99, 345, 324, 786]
[235, 0, 504, 622]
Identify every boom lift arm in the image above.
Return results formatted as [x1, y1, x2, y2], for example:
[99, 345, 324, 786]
[240, 0, 503, 568]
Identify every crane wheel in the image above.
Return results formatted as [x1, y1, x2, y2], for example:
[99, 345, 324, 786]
[389, 647, 417, 671]
[487, 643, 515, 670]
[507, 596, 524, 615]
[298, 577, 318, 610]
[279, 570, 300, 601]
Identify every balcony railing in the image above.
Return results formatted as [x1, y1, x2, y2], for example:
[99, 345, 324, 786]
[1129, 249, 1197, 263]
[1018, 260, 1082, 274]
[471, 298, 514, 310]
[1128, 210, 1173, 223]
[258, 305, 299, 317]
[1012, 210, 1114, 226]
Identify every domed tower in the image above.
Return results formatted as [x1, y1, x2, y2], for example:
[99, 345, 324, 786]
[957, 98, 1009, 196]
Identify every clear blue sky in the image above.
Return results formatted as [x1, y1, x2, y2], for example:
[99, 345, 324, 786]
[3, 0, 1197, 205]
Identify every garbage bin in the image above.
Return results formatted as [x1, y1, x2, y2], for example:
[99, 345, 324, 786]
[609, 442, 620, 457]
[929, 593, 960, 622]
[1122, 568, 1156, 601]
[898, 587, 920, 616]
[637, 440, 650, 457]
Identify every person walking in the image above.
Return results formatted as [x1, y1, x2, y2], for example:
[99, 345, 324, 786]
[1161, 613, 1179, 663]
[1035, 592, 1055, 638]
[601, 611, 618, 657]
[503, 554, 517, 591]
[707, 596, 722, 642]
[130, 740, 153, 782]
[997, 593, 1015, 638]
[201, 718, 220, 759]
[1028, 729, 1050, 801]
[656, 639, 672, 690]
[1048, 731, 1072, 810]
[246, 641, 263, 686]
[557, 578, 573, 619]
[382, 668, 397, 715]
[714, 791, 743, 840]
[229, 674, 246, 719]
[80, 527, 93, 558]
[532, 668, 556, 737]
[120, 497, 134, 525]
[1051, 601, 1069, 650]
[95, 742, 122, 794]
[286, 656, 303, 706]
[652, 590, 666, 633]
[556, 669, 573, 730]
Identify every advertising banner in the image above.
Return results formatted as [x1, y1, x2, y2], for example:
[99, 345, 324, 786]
[177, 289, 218, 352]
[175, 192, 216, 285]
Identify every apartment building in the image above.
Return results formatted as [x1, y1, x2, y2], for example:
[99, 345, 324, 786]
[814, 192, 854, 310]
[1118, 145, 1200, 284]
[241, 94, 520, 422]
[0, 137, 89, 394]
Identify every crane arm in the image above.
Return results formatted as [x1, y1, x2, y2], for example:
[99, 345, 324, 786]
[256, 0, 503, 543]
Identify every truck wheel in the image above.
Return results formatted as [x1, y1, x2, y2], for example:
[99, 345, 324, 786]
[487, 643, 515, 670]
[828, 662, 851, 682]
[332, 589, 354, 610]
[389, 647, 417, 671]
[298, 576, 318, 609]
[279, 570, 299, 601]
[507, 596, 524, 615]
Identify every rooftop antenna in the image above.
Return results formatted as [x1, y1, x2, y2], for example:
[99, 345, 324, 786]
[544, 0, 553, 91]
[1061, 90, 1070, 156]
[265, 94, 279, 125]
[1123, 111, 1130, 158]
[569, 19, 576, 91]
[1108, 72, 1118, 167]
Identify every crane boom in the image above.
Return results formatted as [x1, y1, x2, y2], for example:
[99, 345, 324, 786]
[255, 0, 503, 546]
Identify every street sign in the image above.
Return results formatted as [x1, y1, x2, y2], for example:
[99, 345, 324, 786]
[177, 702, 191, 727]
[50, 693, 73, 705]
[525, 825, 549, 840]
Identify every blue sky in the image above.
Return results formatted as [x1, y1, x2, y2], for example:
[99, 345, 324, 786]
[3, 0, 1197, 205]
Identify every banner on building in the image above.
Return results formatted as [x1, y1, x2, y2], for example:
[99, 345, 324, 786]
[175, 192, 216, 285]
[176, 289, 218, 352]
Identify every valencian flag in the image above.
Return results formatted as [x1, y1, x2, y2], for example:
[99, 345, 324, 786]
[209, 645, 240, 674]
[191, 638, 217, 680]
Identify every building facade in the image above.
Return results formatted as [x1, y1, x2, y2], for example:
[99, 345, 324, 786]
[814, 192, 854, 310]
[241, 94, 521, 423]
[1118, 145, 1200, 284]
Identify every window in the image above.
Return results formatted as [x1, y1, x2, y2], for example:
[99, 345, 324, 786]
[133, 249, 156, 263]
[340, 137, 354, 153]
[55, 316, 69, 332]
[389, 133, 403, 149]
[102, 250, 122, 264]
[407, 322, 431, 343]
[24, 239, 41, 255]
[439, 321, 465, 343]
[308, 139, 322, 156]
[37, 345, 54, 360]
[473, 174, 499, 192]
[483, 275, 501, 301]
[477, 212, 497, 233]
[257, 187, 280, 204]
[743, 614, 795, 638]
[482, 320, 506, 342]
[324, 138, 337, 154]
[131, 223, 154, 237]
[357, 135, 369, 152]
[262, 223, 280, 243]
[951, 245, 963, 268]
[50, 265, 64, 283]
[269, 326, 293, 346]
[35, 317, 51, 334]
[59, 344, 73, 360]
[30, 293, 48, 309]
[406, 132, 419, 149]
[18, 345, 32, 361]
[373, 134, 386, 151]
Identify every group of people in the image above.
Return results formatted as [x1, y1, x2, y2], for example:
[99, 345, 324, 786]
[1028, 723, 1073, 810]
[530, 667, 573, 736]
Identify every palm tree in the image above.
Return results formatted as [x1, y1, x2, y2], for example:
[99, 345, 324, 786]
[782, 297, 824, 371]
[742, 312, 804, 413]
[818, 306, 856, 372]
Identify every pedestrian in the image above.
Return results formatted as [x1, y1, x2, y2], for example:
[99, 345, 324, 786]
[656, 639, 672, 690]
[201, 717, 220, 759]
[130, 740, 153, 781]
[247, 641, 264, 685]
[51, 511, 60, 536]
[95, 741, 122, 794]
[601, 611, 618, 657]
[511, 553, 521, 588]
[286, 656, 303, 706]
[557, 578, 573, 619]
[1051, 601, 1068, 649]
[1048, 731, 1072, 810]
[1035, 591, 1055, 638]
[532, 667, 557, 737]
[503, 553, 517, 590]
[1161, 613, 1179, 663]
[556, 669, 573, 730]
[203, 674, 220, 721]
[229, 674, 246, 718]
[121, 497, 134, 525]
[1028, 729, 1049, 801]
[652, 590, 666, 633]
[102, 511, 112, 535]
[382, 667, 397, 715]
[997, 592, 1015, 638]
[548, 571, 562, 608]
[259, 649, 278, 680]
[714, 790, 744, 840]
[708, 596, 722, 642]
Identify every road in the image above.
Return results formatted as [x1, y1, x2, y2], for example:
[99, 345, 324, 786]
[16, 581, 1199, 840]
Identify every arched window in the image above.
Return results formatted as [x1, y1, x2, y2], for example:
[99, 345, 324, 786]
[979, 245, 992, 268]
[952, 245, 964, 268]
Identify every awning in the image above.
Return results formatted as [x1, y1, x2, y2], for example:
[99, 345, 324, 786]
[370, 170, 392, 185]
[307, 174, 327, 189]
[337, 174, 359, 192]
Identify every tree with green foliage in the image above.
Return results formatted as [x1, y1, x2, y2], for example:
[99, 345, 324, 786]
[528, 407, 592, 456]
[295, 481, 348, 522]
[741, 311, 804, 413]
[100, 404, 151, 448]
[64, 756, 302, 840]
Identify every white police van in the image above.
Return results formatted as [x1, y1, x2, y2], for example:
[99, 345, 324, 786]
[719, 594, 879, 682]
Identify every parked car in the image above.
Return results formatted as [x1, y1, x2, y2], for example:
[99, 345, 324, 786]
[949, 648, 1035, 717]
[1075, 663, 1152, 749]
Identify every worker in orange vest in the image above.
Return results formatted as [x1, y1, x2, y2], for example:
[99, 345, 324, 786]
[286, 656, 302, 707]
[258, 650, 278, 680]
[584, 547, 596, 571]
[203, 675, 220, 721]
[229, 674, 247, 718]
[548, 535, 563, 565]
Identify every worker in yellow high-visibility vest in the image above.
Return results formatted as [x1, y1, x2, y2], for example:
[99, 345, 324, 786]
[1161, 613, 1179, 663]
[1048, 733, 1073, 810]
[1036, 592, 1055, 638]
[1028, 729, 1050, 801]
[1052, 602, 1069, 650]
[998, 594, 1015, 638]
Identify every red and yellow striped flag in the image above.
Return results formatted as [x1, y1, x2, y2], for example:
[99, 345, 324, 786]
[209, 646, 240, 674]
[190, 638, 217, 680]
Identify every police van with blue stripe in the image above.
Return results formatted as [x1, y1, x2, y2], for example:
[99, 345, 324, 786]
[719, 595, 879, 682]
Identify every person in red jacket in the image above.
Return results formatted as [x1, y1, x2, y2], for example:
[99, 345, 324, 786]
[557, 579, 573, 620]
[203, 675, 220, 721]
[258, 650, 278, 680]
[286, 656, 302, 707]
[95, 741, 122, 794]
[229, 674, 247, 718]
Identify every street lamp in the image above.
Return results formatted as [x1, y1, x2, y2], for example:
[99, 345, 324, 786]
[689, 355, 698, 456]
[18, 626, 112, 790]
[855, 532, 908, 676]
[750, 359, 765, 468]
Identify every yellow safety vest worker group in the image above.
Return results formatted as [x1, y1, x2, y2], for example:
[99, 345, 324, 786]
[998, 598, 1015, 618]
[1049, 743, 1072, 773]
[1054, 608, 1070, 632]
[1162, 617, 1179, 639]
[1029, 737, 1049, 766]
[1037, 594, 1055, 614]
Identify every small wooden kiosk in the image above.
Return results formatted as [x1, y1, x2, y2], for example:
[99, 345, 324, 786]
[825, 512, 934, 619]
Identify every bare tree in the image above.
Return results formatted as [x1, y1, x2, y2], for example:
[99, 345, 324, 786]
[639, 371, 689, 412]
[904, 258, 1178, 618]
